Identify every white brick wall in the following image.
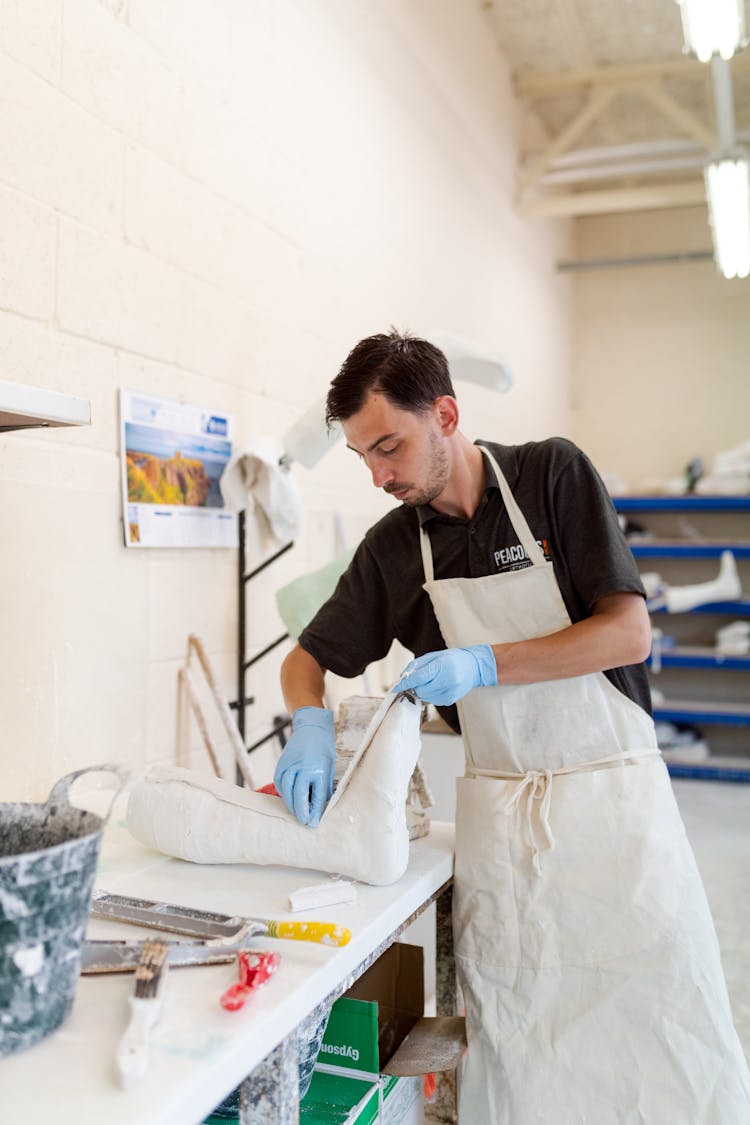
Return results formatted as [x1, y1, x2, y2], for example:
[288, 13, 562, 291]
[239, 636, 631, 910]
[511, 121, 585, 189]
[571, 206, 750, 485]
[0, 52, 123, 233]
[0, 184, 57, 319]
[0, 0, 573, 799]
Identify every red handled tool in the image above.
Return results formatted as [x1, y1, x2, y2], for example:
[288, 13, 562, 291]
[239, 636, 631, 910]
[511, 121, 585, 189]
[220, 950, 281, 1012]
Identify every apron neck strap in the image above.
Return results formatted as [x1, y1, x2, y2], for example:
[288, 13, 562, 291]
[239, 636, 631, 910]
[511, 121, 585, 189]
[477, 444, 547, 565]
[419, 445, 547, 583]
[419, 523, 435, 582]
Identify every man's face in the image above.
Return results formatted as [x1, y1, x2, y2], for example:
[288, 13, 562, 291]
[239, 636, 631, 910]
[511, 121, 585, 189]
[342, 392, 450, 507]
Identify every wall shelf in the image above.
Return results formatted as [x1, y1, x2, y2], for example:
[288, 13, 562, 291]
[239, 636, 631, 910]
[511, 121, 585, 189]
[653, 701, 750, 727]
[629, 541, 750, 559]
[650, 599, 750, 616]
[613, 495, 750, 776]
[0, 379, 91, 432]
[613, 496, 750, 512]
[665, 761, 750, 783]
[647, 647, 750, 671]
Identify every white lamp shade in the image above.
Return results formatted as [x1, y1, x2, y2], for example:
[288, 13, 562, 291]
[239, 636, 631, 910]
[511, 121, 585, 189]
[281, 394, 342, 469]
[427, 332, 514, 394]
[280, 333, 514, 468]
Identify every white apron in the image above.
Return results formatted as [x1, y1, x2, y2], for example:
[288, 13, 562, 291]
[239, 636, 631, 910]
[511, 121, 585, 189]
[420, 445, 750, 1124]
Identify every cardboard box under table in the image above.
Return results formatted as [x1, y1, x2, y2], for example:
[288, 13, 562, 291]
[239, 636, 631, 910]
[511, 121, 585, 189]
[301, 942, 465, 1125]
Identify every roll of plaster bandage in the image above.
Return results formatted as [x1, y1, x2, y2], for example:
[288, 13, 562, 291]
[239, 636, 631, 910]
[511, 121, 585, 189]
[288, 881, 357, 913]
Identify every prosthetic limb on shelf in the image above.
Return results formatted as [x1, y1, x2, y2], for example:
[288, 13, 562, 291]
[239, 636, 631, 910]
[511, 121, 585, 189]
[126, 691, 423, 887]
[664, 550, 742, 613]
[643, 550, 743, 613]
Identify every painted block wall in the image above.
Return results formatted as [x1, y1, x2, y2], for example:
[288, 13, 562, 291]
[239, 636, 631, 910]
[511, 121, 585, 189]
[0, 0, 572, 800]
[570, 205, 750, 490]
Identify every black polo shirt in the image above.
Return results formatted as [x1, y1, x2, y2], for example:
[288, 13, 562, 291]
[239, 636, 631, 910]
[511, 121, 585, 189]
[299, 437, 651, 732]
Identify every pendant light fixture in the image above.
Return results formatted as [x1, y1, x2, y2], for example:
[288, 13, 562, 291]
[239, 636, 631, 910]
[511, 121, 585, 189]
[704, 156, 750, 279]
[676, 0, 747, 62]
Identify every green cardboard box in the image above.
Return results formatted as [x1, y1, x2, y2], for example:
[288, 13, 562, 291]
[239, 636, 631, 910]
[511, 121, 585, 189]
[300, 943, 425, 1125]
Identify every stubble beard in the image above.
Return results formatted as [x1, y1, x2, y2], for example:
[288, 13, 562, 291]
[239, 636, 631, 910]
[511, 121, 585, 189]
[395, 430, 450, 507]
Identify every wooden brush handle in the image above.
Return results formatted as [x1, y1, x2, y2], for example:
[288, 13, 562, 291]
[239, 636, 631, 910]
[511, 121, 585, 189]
[116, 997, 161, 1087]
[266, 920, 351, 947]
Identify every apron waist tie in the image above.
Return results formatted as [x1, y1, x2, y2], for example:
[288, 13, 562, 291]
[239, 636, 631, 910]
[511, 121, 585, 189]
[468, 749, 661, 875]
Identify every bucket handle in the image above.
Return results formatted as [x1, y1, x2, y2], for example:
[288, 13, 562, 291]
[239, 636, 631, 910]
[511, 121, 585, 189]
[45, 764, 130, 823]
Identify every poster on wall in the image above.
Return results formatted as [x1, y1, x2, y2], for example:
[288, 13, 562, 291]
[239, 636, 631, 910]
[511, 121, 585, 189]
[119, 388, 237, 548]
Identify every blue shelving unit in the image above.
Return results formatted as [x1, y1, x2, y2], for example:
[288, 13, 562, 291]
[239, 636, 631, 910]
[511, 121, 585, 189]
[650, 599, 750, 615]
[612, 496, 750, 512]
[653, 704, 750, 727]
[630, 542, 750, 559]
[666, 762, 750, 783]
[614, 495, 750, 779]
[647, 647, 750, 671]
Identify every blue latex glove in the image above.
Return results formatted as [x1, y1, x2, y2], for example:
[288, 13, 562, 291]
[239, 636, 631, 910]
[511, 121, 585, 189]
[273, 707, 335, 827]
[397, 645, 497, 706]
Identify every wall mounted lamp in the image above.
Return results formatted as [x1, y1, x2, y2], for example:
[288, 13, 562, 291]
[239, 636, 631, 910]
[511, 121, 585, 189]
[280, 334, 514, 470]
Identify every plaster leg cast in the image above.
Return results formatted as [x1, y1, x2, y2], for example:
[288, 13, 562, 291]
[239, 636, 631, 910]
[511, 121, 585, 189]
[642, 549, 742, 613]
[126, 692, 421, 886]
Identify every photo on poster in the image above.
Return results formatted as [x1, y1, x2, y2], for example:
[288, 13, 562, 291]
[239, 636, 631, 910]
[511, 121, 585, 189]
[120, 389, 236, 548]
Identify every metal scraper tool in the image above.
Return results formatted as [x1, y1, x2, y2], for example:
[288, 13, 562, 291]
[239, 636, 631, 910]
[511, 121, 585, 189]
[81, 938, 246, 974]
[90, 890, 352, 946]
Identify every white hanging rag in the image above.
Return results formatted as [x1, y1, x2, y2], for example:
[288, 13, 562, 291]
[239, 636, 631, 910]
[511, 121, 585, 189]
[220, 437, 301, 542]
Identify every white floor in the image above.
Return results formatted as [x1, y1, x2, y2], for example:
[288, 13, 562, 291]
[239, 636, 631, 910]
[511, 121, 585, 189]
[407, 735, 750, 1058]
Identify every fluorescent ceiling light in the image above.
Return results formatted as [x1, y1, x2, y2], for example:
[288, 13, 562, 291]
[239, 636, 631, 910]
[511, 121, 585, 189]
[676, 0, 747, 62]
[704, 156, 750, 278]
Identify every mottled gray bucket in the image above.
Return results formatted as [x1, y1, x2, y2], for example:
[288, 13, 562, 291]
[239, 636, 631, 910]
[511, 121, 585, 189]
[0, 764, 128, 1057]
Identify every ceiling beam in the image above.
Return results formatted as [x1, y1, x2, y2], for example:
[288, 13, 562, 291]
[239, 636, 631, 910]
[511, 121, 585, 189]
[515, 51, 750, 98]
[638, 82, 716, 149]
[519, 86, 615, 193]
[552, 138, 708, 166]
[517, 181, 707, 218]
[539, 153, 706, 185]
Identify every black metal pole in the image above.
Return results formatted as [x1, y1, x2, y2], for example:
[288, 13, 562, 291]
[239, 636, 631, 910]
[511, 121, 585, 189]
[237, 510, 246, 748]
[245, 716, 292, 756]
[244, 633, 289, 671]
[244, 540, 293, 583]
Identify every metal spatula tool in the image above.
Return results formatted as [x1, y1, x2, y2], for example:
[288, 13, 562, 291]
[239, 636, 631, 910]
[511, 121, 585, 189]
[90, 890, 352, 947]
[81, 938, 247, 974]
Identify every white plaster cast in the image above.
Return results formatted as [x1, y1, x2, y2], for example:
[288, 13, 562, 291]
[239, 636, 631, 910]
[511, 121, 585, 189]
[643, 550, 742, 613]
[664, 549, 742, 612]
[126, 692, 422, 886]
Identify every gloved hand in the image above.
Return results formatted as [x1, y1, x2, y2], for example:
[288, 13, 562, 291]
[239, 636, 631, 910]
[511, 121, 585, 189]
[273, 707, 335, 827]
[397, 645, 497, 706]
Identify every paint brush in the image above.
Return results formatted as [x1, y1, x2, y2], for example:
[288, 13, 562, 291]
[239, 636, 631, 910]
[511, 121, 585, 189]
[115, 939, 168, 1088]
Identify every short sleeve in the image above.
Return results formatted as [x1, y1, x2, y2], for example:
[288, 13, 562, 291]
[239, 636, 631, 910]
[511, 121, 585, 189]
[298, 539, 397, 677]
[551, 449, 645, 613]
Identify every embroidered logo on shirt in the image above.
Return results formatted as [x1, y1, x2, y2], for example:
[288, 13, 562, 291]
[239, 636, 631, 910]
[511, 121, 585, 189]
[493, 539, 551, 571]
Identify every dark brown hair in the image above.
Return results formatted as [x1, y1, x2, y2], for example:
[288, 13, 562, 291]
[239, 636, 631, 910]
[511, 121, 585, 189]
[325, 329, 455, 427]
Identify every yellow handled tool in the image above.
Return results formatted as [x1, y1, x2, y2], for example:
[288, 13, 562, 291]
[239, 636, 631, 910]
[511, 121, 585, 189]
[266, 920, 351, 946]
[91, 890, 352, 947]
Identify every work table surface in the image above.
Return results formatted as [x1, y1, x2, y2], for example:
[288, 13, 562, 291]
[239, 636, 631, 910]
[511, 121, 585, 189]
[1, 810, 455, 1125]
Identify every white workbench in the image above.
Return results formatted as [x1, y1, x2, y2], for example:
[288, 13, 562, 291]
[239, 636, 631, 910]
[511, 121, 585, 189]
[1, 811, 455, 1125]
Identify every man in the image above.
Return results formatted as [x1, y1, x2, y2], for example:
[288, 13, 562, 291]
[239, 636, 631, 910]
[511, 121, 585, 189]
[276, 331, 750, 1123]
